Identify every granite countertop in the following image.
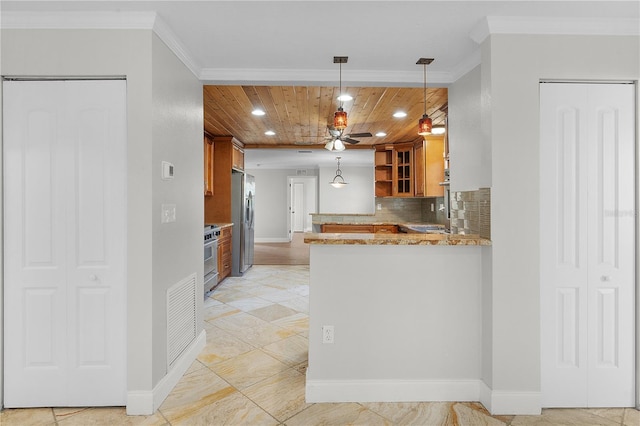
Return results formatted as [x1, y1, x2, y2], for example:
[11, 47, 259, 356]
[304, 232, 491, 246]
[205, 222, 234, 229]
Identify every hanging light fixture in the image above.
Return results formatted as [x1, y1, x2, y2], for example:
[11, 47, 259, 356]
[329, 156, 348, 188]
[416, 58, 434, 136]
[333, 56, 348, 130]
[324, 138, 345, 152]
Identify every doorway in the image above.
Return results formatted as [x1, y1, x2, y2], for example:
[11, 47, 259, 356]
[3, 79, 127, 407]
[287, 176, 317, 240]
[539, 82, 636, 407]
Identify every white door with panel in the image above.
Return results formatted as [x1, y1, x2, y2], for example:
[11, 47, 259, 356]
[292, 182, 305, 233]
[3, 80, 127, 407]
[540, 82, 635, 407]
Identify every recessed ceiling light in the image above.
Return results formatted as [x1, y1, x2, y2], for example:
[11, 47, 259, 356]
[337, 94, 353, 102]
[264, 130, 275, 136]
[393, 111, 407, 118]
[252, 109, 266, 116]
[375, 132, 387, 137]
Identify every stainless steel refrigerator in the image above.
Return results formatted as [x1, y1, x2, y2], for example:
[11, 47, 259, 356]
[231, 171, 255, 276]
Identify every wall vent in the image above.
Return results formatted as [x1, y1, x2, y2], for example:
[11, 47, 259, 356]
[166, 273, 197, 369]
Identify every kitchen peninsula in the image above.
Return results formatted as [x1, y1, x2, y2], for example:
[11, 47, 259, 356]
[304, 230, 491, 404]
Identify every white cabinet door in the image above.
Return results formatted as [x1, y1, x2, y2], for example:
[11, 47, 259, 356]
[540, 82, 635, 407]
[3, 80, 127, 407]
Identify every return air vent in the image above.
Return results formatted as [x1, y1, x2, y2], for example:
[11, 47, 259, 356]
[166, 273, 197, 368]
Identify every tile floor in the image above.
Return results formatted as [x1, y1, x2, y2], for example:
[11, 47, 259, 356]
[1, 265, 639, 425]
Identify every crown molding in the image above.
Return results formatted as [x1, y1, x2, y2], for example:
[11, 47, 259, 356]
[152, 15, 201, 78]
[199, 68, 453, 86]
[471, 16, 640, 44]
[1, 10, 157, 30]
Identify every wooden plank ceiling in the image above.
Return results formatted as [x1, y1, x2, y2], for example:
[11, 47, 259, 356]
[203, 85, 448, 149]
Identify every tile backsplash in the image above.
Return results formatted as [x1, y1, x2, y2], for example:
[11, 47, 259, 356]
[312, 197, 449, 226]
[450, 188, 491, 239]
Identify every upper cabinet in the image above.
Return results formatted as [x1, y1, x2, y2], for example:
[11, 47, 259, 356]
[232, 143, 244, 171]
[204, 132, 214, 196]
[415, 135, 445, 197]
[393, 143, 414, 197]
[374, 137, 445, 198]
[374, 146, 393, 197]
[204, 136, 245, 224]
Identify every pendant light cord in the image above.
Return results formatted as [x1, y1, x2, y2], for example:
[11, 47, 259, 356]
[423, 63, 427, 116]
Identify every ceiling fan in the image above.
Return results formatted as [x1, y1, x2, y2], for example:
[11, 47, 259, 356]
[324, 125, 372, 151]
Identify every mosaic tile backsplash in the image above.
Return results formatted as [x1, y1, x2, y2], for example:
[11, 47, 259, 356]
[450, 188, 491, 239]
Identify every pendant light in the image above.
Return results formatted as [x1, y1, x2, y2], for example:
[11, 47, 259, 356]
[417, 58, 434, 136]
[333, 56, 348, 130]
[329, 156, 348, 188]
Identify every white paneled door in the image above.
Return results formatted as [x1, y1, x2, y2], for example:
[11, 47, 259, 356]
[3, 80, 127, 407]
[540, 83, 635, 407]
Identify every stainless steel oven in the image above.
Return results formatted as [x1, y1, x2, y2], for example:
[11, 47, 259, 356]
[204, 225, 220, 296]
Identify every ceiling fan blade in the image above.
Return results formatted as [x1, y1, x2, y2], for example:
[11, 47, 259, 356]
[346, 132, 373, 138]
[343, 137, 361, 145]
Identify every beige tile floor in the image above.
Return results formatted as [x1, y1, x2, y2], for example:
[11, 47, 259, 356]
[2, 265, 639, 425]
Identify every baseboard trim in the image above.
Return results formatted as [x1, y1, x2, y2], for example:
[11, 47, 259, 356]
[255, 237, 291, 243]
[305, 378, 481, 403]
[126, 330, 206, 415]
[479, 381, 541, 415]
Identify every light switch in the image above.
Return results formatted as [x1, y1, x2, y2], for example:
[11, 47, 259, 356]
[161, 204, 176, 223]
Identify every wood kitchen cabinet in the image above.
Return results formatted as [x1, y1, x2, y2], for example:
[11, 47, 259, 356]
[374, 146, 393, 197]
[374, 138, 444, 198]
[393, 143, 414, 197]
[232, 143, 244, 171]
[321, 224, 398, 233]
[321, 224, 375, 233]
[204, 132, 214, 196]
[373, 224, 398, 234]
[414, 135, 445, 197]
[217, 226, 232, 283]
[205, 136, 245, 224]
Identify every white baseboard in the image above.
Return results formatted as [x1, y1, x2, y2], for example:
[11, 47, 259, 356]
[126, 330, 206, 415]
[479, 381, 541, 415]
[305, 377, 481, 403]
[255, 237, 291, 243]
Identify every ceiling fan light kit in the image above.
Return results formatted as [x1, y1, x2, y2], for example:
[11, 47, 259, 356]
[417, 57, 434, 137]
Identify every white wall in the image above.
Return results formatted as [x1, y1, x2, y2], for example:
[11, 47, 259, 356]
[449, 65, 490, 192]
[318, 166, 375, 214]
[482, 34, 639, 411]
[307, 244, 483, 401]
[1, 28, 204, 411]
[150, 33, 203, 385]
[247, 168, 318, 241]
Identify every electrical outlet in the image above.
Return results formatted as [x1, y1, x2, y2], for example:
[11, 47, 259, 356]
[430, 203, 435, 212]
[376, 203, 382, 211]
[161, 204, 176, 223]
[322, 325, 334, 344]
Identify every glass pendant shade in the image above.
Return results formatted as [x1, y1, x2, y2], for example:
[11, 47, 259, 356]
[324, 139, 346, 152]
[334, 108, 347, 130]
[418, 114, 432, 136]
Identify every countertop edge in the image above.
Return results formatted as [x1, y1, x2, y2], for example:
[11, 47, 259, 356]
[303, 232, 491, 246]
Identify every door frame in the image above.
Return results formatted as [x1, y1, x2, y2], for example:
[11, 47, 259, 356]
[538, 80, 638, 408]
[1, 78, 128, 408]
[287, 176, 317, 241]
